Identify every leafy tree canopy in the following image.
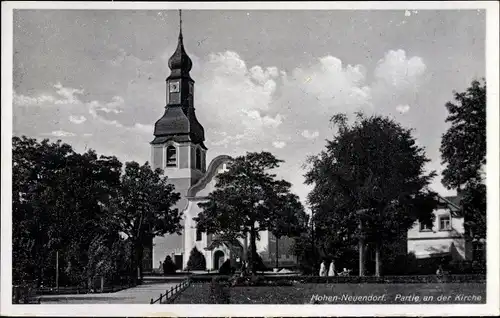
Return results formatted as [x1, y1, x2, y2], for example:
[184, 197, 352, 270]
[111, 161, 182, 279]
[441, 79, 486, 190]
[440, 79, 486, 240]
[305, 112, 437, 247]
[12, 136, 123, 285]
[195, 151, 305, 272]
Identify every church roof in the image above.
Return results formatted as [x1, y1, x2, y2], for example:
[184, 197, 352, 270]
[152, 106, 205, 146]
[204, 237, 243, 252]
[187, 155, 233, 197]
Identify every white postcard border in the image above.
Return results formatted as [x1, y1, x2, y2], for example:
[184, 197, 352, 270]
[1, 1, 498, 317]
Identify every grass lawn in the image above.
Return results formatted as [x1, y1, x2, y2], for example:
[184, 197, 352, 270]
[172, 282, 486, 304]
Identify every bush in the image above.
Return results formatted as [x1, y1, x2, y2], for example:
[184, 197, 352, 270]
[163, 255, 177, 275]
[218, 259, 233, 275]
[186, 247, 206, 271]
[12, 283, 39, 304]
[448, 260, 474, 274]
[471, 260, 486, 274]
[228, 275, 294, 287]
[384, 253, 419, 275]
[248, 275, 266, 286]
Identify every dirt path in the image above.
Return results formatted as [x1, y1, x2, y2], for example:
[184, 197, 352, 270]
[39, 282, 179, 304]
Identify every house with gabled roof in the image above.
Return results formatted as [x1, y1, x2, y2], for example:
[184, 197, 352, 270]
[407, 194, 475, 262]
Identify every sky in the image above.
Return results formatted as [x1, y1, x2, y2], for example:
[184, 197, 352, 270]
[12, 9, 486, 208]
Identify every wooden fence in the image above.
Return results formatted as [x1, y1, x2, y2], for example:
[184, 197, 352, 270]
[150, 278, 191, 304]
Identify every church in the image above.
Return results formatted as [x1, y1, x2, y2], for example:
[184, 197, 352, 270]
[146, 12, 297, 272]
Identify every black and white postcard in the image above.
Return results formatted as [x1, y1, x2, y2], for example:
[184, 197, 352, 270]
[1, 1, 499, 317]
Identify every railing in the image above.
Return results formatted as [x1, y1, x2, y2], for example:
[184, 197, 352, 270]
[150, 278, 191, 304]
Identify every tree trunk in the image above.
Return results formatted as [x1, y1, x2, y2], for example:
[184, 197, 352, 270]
[243, 234, 248, 262]
[275, 235, 279, 269]
[135, 243, 144, 283]
[375, 241, 381, 277]
[358, 219, 365, 277]
[130, 244, 138, 284]
[55, 250, 59, 291]
[311, 218, 316, 270]
[249, 224, 257, 274]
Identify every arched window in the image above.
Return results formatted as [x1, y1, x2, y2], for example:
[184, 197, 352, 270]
[195, 148, 202, 170]
[166, 146, 177, 167]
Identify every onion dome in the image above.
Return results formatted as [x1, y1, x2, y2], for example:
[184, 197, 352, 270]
[167, 12, 192, 78]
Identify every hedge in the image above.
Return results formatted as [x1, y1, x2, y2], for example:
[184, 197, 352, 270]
[188, 274, 486, 284]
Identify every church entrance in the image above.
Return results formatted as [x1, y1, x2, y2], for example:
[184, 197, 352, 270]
[213, 250, 225, 270]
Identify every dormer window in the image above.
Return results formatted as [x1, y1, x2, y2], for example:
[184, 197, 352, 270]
[166, 146, 177, 167]
[195, 148, 202, 170]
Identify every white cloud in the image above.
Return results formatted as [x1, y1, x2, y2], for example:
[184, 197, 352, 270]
[69, 115, 87, 124]
[196, 51, 282, 148]
[13, 47, 431, 204]
[249, 66, 279, 85]
[241, 110, 283, 130]
[374, 49, 426, 89]
[272, 141, 286, 149]
[13, 93, 56, 106]
[210, 133, 246, 147]
[133, 123, 153, 134]
[13, 83, 139, 162]
[51, 130, 76, 137]
[54, 82, 84, 104]
[301, 130, 319, 139]
[88, 95, 124, 117]
[396, 104, 411, 114]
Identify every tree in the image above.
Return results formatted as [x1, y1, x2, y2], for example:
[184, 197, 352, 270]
[111, 161, 182, 282]
[440, 79, 486, 241]
[269, 193, 308, 268]
[186, 246, 207, 271]
[305, 113, 437, 277]
[195, 152, 302, 274]
[291, 221, 318, 275]
[12, 136, 122, 287]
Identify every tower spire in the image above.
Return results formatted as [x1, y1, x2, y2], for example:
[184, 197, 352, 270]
[167, 9, 192, 75]
[179, 9, 183, 39]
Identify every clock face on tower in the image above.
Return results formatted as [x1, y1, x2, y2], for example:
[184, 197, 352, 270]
[169, 81, 180, 93]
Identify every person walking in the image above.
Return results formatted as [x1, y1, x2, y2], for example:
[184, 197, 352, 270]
[328, 260, 336, 276]
[319, 260, 327, 277]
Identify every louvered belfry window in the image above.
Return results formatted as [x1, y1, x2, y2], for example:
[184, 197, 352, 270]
[166, 146, 177, 167]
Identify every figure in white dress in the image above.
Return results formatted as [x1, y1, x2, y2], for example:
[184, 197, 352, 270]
[328, 260, 336, 276]
[319, 260, 327, 277]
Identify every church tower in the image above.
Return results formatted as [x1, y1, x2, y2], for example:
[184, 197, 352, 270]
[150, 11, 207, 270]
[151, 10, 207, 187]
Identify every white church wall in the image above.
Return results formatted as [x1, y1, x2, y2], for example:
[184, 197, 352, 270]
[256, 230, 270, 260]
[183, 200, 204, 269]
[152, 178, 190, 270]
[151, 145, 163, 170]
